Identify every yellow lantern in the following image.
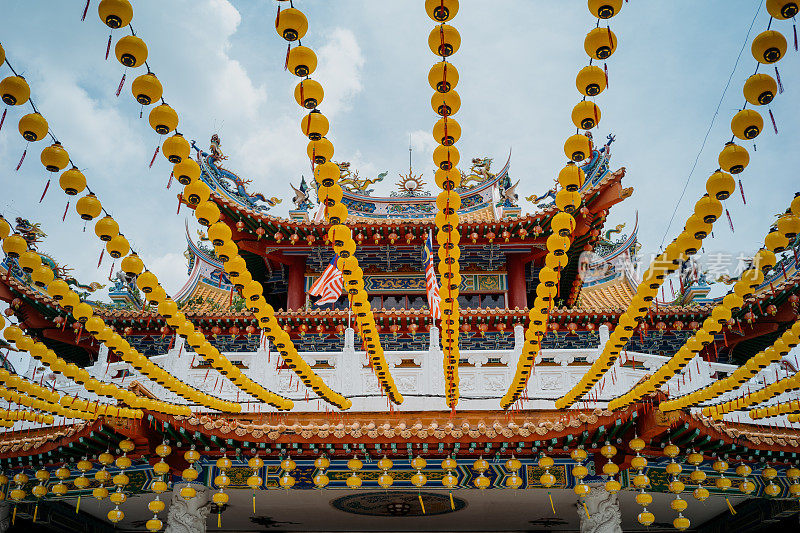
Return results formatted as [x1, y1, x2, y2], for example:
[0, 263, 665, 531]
[307, 138, 334, 164]
[426, 0, 459, 22]
[433, 144, 459, 170]
[0, 75, 31, 106]
[163, 133, 190, 164]
[76, 193, 102, 221]
[183, 180, 210, 206]
[429, 24, 461, 57]
[275, 8, 308, 41]
[429, 61, 459, 93]
[576, 65, 606, 96]
[301, 109, 329, 141]
[19, 112, 49, 142]
[131, 72, 163, 105]
[589, 0, 623, 18]
[751, 30, 787, 64]
[767, 0, 799, 19]
[743, 73, 778, 106]
[706, 170, 735, 200]
[731, 109, 763, 140]
[98, 0, 133, 29]
[121, 253, 144, 275]
[433, 117, 461, 146]
[41, 142, 70, 172]
[95, 216, 119, 242]
[287, 46, 317, 77]
[571, 101, 601, 130]
[718, 142, 749, 174]
[431, 89, 461, 116]
[584, 27, 617, 59]
[115, 35, 148, 68]
[149, 104, 179, 135]
[564, 134, 592, 162]
[59, 166, 87, 196]
[556, 189, 581, 213]
[174, 159, 201, 186]
[777, 213, 800, 239]
[106, 234, 130, 258]
[294, 79, 323, 109]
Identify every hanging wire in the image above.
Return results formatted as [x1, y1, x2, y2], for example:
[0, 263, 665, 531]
[658, 0, 763, 250]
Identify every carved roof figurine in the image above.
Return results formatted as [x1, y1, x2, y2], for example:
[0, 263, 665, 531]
[337, 161, 388, 196]
[290, 176, 314, 211]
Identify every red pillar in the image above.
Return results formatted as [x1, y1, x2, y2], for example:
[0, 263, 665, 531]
[286, 256, 306, 310]
[506, 253, 528, 310]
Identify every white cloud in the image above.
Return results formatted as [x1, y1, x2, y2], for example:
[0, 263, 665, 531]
[141, 252, 191, 296]
[409, 128, 437, 157]
[315, 28, 365, 118]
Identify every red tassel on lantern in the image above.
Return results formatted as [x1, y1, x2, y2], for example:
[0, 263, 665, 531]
[115, 73, 126, 97]
[15, 149, 27, 171]
[62, 201, 70, 221]
[149, 145, 160, 168]
[0, 108, 6, 131]
[726, 209, 734, 232]
[739, 179, 746, 204]
[81, 0, 90, 21]
[167, 171, 173, 189]
[768, 108, 778, 134]
[39, 179, 51, 203]
[775, 67, 784, 93]
[105, 35, 112, 60]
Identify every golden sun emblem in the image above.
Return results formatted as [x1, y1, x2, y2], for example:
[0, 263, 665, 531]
[397, 171, 426, 195]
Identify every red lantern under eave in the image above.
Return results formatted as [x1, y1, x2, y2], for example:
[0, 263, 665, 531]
[356, 233, 366, 244]
[299, 324, 309, 336]
[689, 321, 700, 331]
[316, 324, 325, 336]
[256, 227, 265, 240]
[229, 326, 240, 336]
[518, 228, 528, 240]
[580, 206, 590, 216]
[603, 321, 614, 331]
[274, 232, 284, 243]
[496, 322, 507, 333]
[283, 323, 293, 334]
[388, 232, 399, 244]
[335, 323, 345, 334]
[236, 221, 245, 231]
[585, 322, 596, 332]
[11, 298, 21, 309]
[306, 235, 316, 246]
[372, 234, 381, 245]
[672, 321, 683, 330]
[487, 231, 496, 243]
[502, 230, 511, 242]
[656, 321, 667, 332]
[160, 325, 170, 338]
[790, 294, 799, 308]
[533, 225, 543, 236]
[405, 232, 414, 244]
[726, 318, 736, 329]
[767, 304, 777, 315]
[470, 232, 479, 243]
[389, 324, 400, 336]
[478, 323, 489, 336]
[549, 322, 560, 332]
[211, 326, 222, 338]
[124, 326, 133, 336]
[290, 233, 300, 245]
[54, 316, 64, 327]
[567, 322, 578, 334]
[460, 323, 471, 333]
[246, 325, 257, 337]
[409, 323, 419, 336]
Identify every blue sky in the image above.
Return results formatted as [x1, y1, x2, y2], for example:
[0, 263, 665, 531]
[1, 0, 798, 299]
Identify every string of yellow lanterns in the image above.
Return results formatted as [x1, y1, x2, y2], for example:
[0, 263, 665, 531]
[90, 2, 348, 410]
[660, 320, 800, 413]
[503, 0, 624, 409]
[426, 0, 463, 409]
[559, 4, 795, 410]
[0, 228, 235, 413]
[0, 327, 144, 420]
[0, 53, 263, 413]
[611, 198, 800, 410]
[0, 409, 53, 426]
[275, 0, 400, 404]
[146, 441, 172, 532]
[629, 436, 655, 526]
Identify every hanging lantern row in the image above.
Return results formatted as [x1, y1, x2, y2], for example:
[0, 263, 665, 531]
[1, 229, 237, 414]
[661, 319, 800, 413]
[501, 170, 577, 409]
[0, 52, 247, 412]
[427, 0, 463, 409]
[504, 0, 627, 408]
[274, 0, 399, 406]
[558, 0, 796, 410]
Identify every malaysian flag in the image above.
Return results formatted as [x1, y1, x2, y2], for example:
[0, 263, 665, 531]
[308, 254, 343, 306]
[424, 231, 442, 319]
